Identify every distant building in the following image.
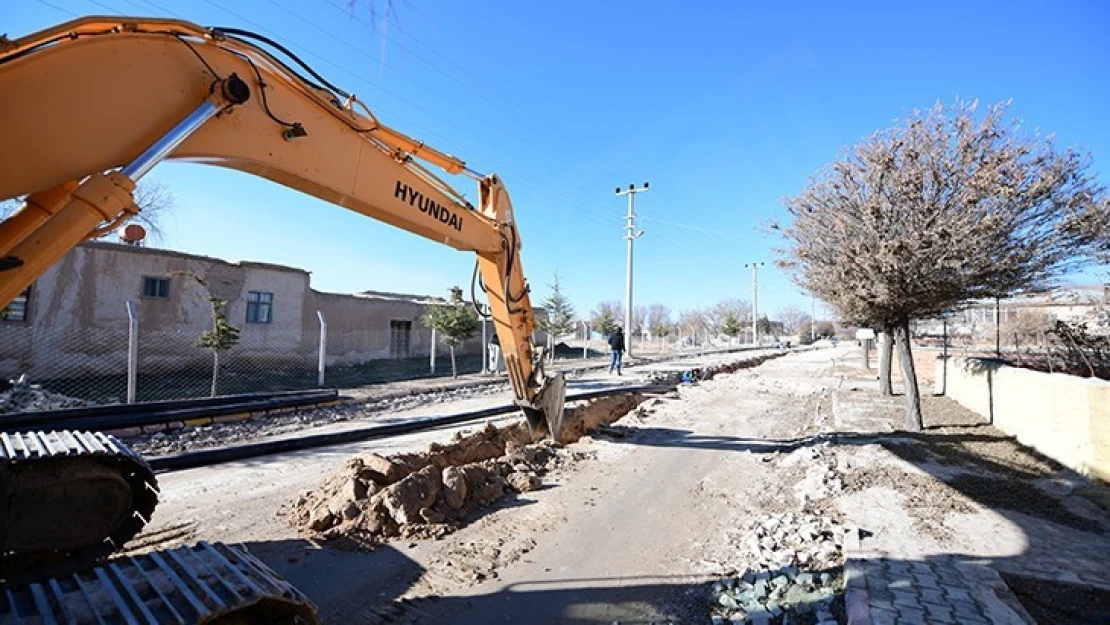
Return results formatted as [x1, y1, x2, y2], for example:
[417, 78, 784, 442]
[0, 242, 544, 383]
[913, 284, 1109, 341]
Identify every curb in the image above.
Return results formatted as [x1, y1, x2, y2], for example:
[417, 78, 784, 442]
[843, 526, 872, 625]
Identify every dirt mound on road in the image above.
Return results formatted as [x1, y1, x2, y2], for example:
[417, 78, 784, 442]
[291, 393, 647, 546]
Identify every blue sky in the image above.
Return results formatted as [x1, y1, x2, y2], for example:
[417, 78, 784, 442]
[9, 0, 1109, 321]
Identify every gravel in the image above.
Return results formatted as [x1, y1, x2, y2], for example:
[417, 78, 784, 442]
[0, 376, 89, 413]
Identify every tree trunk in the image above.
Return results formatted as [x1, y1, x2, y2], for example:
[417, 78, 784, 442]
[878, 327, 894, 396]
[449, 345, 458, 378]
[210, 350, 219, 397]
[894, 319, 923, 431]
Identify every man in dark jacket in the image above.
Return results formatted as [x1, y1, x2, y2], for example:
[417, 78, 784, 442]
[608, 327, 625, 375]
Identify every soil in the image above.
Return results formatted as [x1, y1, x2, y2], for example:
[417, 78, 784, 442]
[289, 393, 649, 547]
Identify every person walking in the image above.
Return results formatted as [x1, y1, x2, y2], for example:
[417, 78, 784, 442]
[608, 326, 625, 375]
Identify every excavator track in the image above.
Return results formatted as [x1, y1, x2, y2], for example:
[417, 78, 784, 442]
[0, 541, 320, 624]
[0, 431, 158, 581]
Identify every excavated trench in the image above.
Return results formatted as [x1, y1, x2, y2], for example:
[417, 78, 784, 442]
[290, 351, 791, 548]
[290, 392, 648, 546]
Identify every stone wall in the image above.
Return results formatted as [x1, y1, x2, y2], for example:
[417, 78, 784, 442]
[937, 356, 1110, 482]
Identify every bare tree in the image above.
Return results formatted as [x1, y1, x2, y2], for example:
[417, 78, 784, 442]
[777, 100, 1106, 430]
[120, 178, 176, 244]
[677, 309, 708, 342]
[632, 305, 649, 339]
[1, 179, 176, 243]
[647, 303, 673, 339]
[707, 298, 752, 332]
[777, 305, 811, 334]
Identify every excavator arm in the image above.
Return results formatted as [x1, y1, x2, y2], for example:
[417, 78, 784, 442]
[0, 16, 565, 438]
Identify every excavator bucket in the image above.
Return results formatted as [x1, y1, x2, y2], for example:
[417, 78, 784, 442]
[521, 372, 567, 442]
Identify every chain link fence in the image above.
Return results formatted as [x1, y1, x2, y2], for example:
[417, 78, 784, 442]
[0, 320, 487, 411]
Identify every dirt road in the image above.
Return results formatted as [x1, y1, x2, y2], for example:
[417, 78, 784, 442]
[129, 348, 834, 622]
[381, 347, 839, 623]
[127, 343, 1110, 624]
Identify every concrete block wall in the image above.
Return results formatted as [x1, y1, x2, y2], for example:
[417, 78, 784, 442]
[938, 356, 1110, 482]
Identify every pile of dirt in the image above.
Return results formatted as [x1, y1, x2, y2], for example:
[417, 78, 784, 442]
[647, 352, 786, 387]
[292, 393, 647, 545]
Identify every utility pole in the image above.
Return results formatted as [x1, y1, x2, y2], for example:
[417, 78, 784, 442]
[615, 182, 647, 356]
[744, 262, 764, 346]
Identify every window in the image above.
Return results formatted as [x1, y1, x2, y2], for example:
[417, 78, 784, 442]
[142, 276, 170, 298]
[2, 287, 29, 322]
[390, 319, 412, 358]
[246, 291, 273, 323]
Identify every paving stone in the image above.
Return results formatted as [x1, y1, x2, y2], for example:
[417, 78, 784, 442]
[870, 609, 897, 625]
[886, 561, 913, 575]
[952, 601, 987, 621]
[890, 588, 919, 609]
[868, 598, 896, 613]
[925, 610, 957, 624]
[895, 605, 928, 625]
[867, 585, 894, 602]
[909, 561, 933, 575]
[863, 561, 885, 577]
[922, 600, 954, 619]
[911, 571, 940, 589]
[939, 584, 973, 604]
[866, 574, 888, 590]
[919, 588, 945, 605]
[886, 574, 915, 590]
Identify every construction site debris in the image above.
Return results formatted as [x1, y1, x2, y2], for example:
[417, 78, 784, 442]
[710, 513, 846, 624]
[292, 393, 646, 545]
[0, 376, 89, 413]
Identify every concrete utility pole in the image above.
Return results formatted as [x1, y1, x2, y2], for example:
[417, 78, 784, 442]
[744, 262, 764, 346]
[615, 182, 648, 356]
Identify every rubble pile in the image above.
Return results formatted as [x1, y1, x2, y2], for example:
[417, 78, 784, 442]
[293, 393, 649, 545]
[648, 352, 785, 387]
[710, 513, 846, 625]
[780, 443, 843, 506]
[292, 422, 542, 542]
[0, 376, 89, 413]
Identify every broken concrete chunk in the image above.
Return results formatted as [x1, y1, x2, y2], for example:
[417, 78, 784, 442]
[341, 501, 361, 520]
[308, 509, 334, 532]
[440, 466, 468, 509]
[505, 471, 541, 493]
[357, 453, 412, 485]
[342, 477, 368, 502]
[381, 466, 442, 525]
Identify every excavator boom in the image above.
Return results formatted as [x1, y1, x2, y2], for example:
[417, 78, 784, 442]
[0, 16, 563, 435]
[0, 15, 566, 621]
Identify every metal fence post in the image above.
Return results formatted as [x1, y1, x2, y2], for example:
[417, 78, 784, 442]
[481, 314, 489, 374]
[126, 301, 138, 404]
[430, 328, 437, 374]
[316, 310, 327, 387]
[581, 321, 590, 359]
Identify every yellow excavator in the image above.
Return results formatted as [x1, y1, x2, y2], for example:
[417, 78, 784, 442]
[0, 16, 566, 623]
